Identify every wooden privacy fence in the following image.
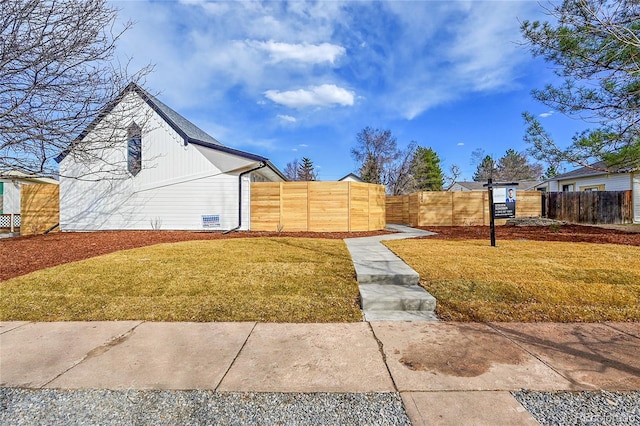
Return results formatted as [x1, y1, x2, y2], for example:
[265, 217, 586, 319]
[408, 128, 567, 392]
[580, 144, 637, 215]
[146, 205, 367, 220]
[251, 181, 386, 232]
[386, 191, 542, 226]
[20, 184, 60, 235]
[544, 191, 633, 224]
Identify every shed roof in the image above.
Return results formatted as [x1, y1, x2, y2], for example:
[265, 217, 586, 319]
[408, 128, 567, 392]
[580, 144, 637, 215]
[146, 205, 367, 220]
[0, 170, 59, 185]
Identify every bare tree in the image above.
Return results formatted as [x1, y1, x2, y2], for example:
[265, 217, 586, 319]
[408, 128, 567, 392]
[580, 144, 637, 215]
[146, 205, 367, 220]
[386, 141, 417, 195]
[283, 158, 301, 181]
[443, 164, 461, 191]
[351, 127, 401, 186]
[0, 0, 152, 177]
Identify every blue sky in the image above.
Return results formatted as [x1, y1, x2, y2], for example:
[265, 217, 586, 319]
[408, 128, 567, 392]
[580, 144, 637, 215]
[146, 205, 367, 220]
[114, 0, 587, 181]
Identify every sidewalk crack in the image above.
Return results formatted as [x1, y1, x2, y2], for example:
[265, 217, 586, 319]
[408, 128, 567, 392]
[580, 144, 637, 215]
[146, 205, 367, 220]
[215, 322, 257, 392]
[40, 321, 144, 388]
[367, 322, 400, 393]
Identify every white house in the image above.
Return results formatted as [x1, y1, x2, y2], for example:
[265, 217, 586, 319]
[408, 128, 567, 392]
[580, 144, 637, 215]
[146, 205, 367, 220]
[0, 171, 59, 231]
[57, 83, 285, 231]
[0, 177, 20, 216]
[338, 173, 363, 183]
[535, 161, 639, 223]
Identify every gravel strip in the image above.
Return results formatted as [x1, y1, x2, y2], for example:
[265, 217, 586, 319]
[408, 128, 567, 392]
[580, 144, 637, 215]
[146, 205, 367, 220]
[0, 389, 410, 426]
[512, 390, 640, 426]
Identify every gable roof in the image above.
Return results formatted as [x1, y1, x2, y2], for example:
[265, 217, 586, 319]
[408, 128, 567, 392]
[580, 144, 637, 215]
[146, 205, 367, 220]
[550, 160, 637, 181]
[451, 180, 540, 191]
[338, 173, 363, 182]
[141, 87, 222, 147]
[451, 181, 486, 191]
[55, 83, 286, 179]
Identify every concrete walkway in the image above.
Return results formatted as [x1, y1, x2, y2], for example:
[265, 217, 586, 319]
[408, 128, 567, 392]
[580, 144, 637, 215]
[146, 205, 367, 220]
[344, 224, 437, 321]
[2, 321, 639, 424]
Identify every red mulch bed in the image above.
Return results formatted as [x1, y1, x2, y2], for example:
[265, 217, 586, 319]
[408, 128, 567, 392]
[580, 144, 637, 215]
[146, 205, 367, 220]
[1, 225, 638, 281]
[417, 225, 640, 246]
[0, 229, 391, 281]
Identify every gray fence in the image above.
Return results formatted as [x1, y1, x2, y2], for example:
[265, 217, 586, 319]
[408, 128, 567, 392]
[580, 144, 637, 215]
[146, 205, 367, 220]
[543, 191, 633, 224]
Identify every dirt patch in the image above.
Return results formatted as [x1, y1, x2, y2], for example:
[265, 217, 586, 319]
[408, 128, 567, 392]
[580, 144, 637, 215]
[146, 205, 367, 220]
[0, 229, 392, 281]
[398, 325, 526, 377]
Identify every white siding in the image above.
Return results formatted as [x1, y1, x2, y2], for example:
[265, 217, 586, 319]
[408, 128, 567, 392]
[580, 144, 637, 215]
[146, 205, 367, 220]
[59, 91, 265, 231]
[60, 172, 245, 230]
[634, 173, 640, 223]
[557, 173, 631, 191]
[0, 180, 20, 214]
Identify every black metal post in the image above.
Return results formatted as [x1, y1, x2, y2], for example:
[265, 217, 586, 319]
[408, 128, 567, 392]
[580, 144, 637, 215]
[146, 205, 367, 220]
[488, 178, 496, 247]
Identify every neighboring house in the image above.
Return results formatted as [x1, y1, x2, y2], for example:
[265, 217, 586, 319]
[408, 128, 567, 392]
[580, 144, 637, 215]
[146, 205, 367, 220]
[57, 83, 285, 231]
[0, 171, 59, 230]
[535, 161, 639, 223]
[0, 177, 20, 216]
[338, 173, 364, 183]
[448, 180, 539, 192]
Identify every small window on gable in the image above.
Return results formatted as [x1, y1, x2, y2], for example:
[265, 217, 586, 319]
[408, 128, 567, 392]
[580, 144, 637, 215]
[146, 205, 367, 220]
[127, 123, 142, 176]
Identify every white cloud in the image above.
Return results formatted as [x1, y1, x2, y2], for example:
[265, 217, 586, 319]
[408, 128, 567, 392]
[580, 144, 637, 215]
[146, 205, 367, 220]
[457, 142, 465, 146]
[116, 0, 547, 127]
[264, 84, 355, 108]
[298, 144, 308, 147]
[367, 1, 543, 119]
[277, 114, 297, 123]
[248, 40, 345, 64]
[539, 111, 554, 118]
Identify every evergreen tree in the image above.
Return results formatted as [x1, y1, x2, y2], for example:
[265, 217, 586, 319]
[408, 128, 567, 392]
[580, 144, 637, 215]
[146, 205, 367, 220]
[410, 146, 444, 191]
[496, 149, 543, 181]
[521, 0, 640, 171]
[543, 165, 559, 180]
[359, 153, 382, 184]
[472, 155, 496, 182]
[297, 157, 317, 181]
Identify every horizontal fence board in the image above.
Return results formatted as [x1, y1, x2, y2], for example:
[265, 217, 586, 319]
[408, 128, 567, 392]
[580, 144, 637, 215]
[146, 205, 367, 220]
[420, 192, 453, 226]
[452, 193, 485, 226]
[349, 183, 371, 232]
[281, 182, 308, 231]
[386, 190, 542, 226]
[251, 181, 385, 232]
[249, 182, 281, 230]
[20, 184, 60, 235]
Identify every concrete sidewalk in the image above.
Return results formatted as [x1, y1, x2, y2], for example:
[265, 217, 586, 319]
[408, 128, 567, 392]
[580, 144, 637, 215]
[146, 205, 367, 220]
[345, 224, 438, 321]
[2, 321, 638, 425]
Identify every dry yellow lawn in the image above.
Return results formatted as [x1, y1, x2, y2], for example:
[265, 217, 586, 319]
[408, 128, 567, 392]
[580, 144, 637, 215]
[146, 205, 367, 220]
[0, 238, 362, 322]
[384, 239, 640, 322]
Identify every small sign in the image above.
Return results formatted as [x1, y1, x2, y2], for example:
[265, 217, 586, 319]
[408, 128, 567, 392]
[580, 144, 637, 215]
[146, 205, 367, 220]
[202, 214, 220, 228]
[492, 187, 516, 219]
